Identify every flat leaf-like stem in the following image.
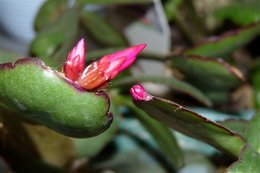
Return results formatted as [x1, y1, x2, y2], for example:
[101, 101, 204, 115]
[0, 58, 112, 137]
[134, 95, 246, 157]
[184, 22, 260, 57]
[225, 145, 260, 173]
[171, 56, 244, 91]
[225, 111, 260, 172]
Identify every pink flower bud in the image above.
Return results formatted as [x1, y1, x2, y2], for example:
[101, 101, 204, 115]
[130, 84, 153, 101]
[100, 44, 147, 78]
[78, 44, 146, 90]
[64, 38, 86, 81]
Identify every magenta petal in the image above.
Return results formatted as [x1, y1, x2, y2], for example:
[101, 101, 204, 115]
[130, 84, 153, 101]
[64, 38, 86, 81]
[77, 43, 146, 90]
[104, 44, 146, 72]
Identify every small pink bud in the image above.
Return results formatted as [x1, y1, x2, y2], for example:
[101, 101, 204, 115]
[64, 38, 86, 81]
[100, 44, 146, 78]
[130, 84, 153, 101]
[78, 44, 146, 90]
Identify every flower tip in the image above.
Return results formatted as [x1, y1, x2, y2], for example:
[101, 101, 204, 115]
[77, 38, 85, 49]
[64, 38, 86, 81]
[130, 43, 147, 56]
[111, 43, 146, 73]
[130, 84, 153, 101]
[136, 43, 147, 50]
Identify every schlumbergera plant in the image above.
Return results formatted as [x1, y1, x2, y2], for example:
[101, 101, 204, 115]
[0, 0, 260, 172]
[0, 38, 146, 137]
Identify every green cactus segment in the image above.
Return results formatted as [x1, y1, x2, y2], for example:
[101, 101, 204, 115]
[246, 112, 260, 153]
[225, 145, 260, 173]
[134, 96, 245, 157]
[0, 58, 112, 137]
[171, 56, 244, 91]
[184, 23, 260, 57]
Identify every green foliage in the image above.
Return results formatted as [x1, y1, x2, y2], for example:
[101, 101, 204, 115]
[164, 0, 183, 21]
[219, 120, 248, 138]
[225, 145, 260, 173]
[115, 96, 184, 169]
[0, 58, 111, 137]
[171, 56, 244, 91]
[34, 0, 68, 31]
[30, 8, 79, 66]
[1, 0, 260, 172]
[252, 68, 260, 108]
[184, 23, 260, 57]
[81, 11, 126, 46]
[246, 112, 260, 152]
[134, 95, 245, 157]
[214, 1, 260, 25]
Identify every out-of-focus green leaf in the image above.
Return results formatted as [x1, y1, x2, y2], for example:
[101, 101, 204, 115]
[204, 90, 230, 104]
[113, 75, 212, 106]
[34, 0, 68, 31]
[219, 120, 248, 138]
[0, 58, 111, 137]
[81, 11, 126, 47]
[252, 69, 260, 108]
[116, 96, 184, 169]
[214, 2, 260, 26]
[246, 112, 260, 152]
[225, 145, 260, 173]
[170, 56, 244, 90]
[164, 0, 183, 21]
[185, 23, 260, 57]
[30, 8, 79, 66]
[134, 95, 245, 157]
[76, 0, 152, 5]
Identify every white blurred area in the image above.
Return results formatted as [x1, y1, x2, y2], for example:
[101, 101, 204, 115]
[0, 0, 45, 54]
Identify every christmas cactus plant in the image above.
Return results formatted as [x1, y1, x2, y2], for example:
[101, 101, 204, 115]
[0, 0, 260, 172]
[0, 39, 146, 137]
